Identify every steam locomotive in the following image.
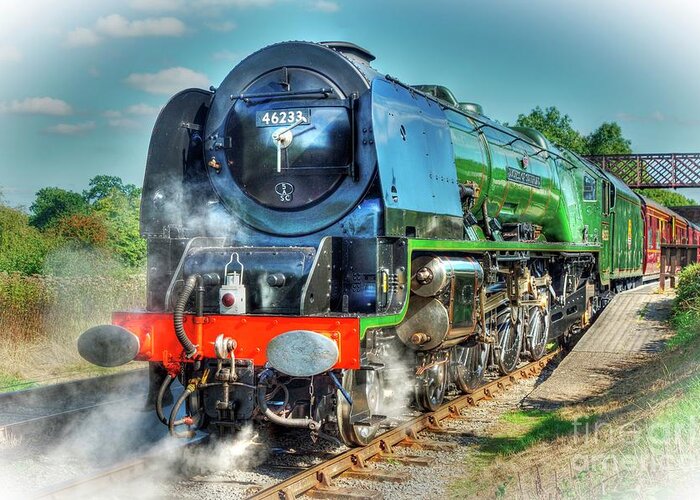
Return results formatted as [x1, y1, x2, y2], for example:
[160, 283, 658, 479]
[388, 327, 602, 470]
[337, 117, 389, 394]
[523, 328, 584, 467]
[78, 41, 700, 446]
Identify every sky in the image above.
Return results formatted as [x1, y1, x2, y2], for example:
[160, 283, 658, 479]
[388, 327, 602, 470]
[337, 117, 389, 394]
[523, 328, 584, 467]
[1, 0, 700, 208]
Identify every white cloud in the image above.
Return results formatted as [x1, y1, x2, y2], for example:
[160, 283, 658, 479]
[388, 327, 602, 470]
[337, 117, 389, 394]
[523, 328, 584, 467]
[103, 103, 160, 128]
[309, 0, 339, 12]
[46, 121, 96, 135]
[128, 0, 186, 11]
[95, 14, 186, 38]
[0, 45, 22, 62]
[125, 67, 210, 94]
[212, 49, 239, 62]
[108, 118, 142, 128]
[65, 27, 101, 47]
[617, 111, 700, 127]
[125, 103, 161, 115]
[0, 97, 72, 116]
[128, 0, 273, 10]
[66, 14, 186, 47]
[196, 0, 276, 6]
[205, 20, 237, 32]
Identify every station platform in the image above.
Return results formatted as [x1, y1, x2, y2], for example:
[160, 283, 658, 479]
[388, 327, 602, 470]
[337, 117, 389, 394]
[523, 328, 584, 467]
[524, 284, 674, 409]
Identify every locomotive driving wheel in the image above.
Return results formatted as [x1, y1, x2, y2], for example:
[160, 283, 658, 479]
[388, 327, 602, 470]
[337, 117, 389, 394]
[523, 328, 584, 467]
[452, 340, 489, 393]
[337, 369, 384, 446]
[414, 354, 448, 411]
[526, 301, 550, 361]
[496, 306, 524, 374]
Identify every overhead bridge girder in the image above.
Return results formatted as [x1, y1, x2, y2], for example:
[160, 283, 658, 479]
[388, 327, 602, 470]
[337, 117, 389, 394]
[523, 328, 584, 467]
[585, 153, 700, 188]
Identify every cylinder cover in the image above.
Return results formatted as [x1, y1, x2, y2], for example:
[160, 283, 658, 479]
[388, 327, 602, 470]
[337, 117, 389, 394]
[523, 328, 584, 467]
[395, 296, 450, 351]
[411, 255, 483, 297]
[399, 255, 484, 351]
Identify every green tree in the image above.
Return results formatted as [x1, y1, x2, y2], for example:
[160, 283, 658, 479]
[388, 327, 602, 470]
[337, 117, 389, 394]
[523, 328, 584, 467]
[54, 212, 109, 247]
[93, 189, 146, 267]
[636, 188, 696, 207]
[83, 175, 140, 204]
[586, 122, 632, 155]
[29, 187, 88, 229]
[513, 106, 588, 153]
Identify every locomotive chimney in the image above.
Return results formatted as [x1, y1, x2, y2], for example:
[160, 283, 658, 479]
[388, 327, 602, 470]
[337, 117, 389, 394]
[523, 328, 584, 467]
[321, 41, 376, 63]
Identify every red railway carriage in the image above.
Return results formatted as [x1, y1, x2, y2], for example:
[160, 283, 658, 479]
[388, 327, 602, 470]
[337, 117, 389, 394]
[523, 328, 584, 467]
[673, 215, 690, 245]
[673, 217, 700, 269]
[640, 197, 672, 276]
[639, 194, 699, 276]
[688, 222, 700, 262]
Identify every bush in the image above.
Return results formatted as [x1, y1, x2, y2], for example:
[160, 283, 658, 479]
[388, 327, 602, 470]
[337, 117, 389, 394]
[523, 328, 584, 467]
[0, 205, 55, 275]
[0, 273, 57, 342]
[674, 263, 700, 313]
[0, 272, 145, 344]
[0, 178, 147, 382]
[54, 212, 109, 247]
[42, 245, 133, 278]
[670, 263, 700, 348]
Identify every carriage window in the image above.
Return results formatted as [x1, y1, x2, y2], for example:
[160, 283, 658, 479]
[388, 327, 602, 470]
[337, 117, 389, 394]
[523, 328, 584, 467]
[583, 175, 596, 201]
[659, 220, 664, 245]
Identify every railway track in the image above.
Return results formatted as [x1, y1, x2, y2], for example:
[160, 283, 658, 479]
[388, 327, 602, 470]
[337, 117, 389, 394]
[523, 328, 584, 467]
[34, 435, 209, 500]
[26, 352, 558, 499]
[0, 369, 147, 443]
[250, 350, 560, 499]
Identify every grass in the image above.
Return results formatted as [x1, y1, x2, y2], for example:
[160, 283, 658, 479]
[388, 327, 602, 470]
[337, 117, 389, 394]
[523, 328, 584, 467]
[668, 309, 700, 348]
[452, 408, 598, 498]
[450, 362, 700, 498]
[0, 363, 139, 393]
[451, 270, 700, 499]
[0, 271, 145, 386]
[0, 373, 36, 393]
[480, 409, 597, 456]
[637, 302, 649, 320]
[649, 376, 700, 442]
[667, 262, 700, 349]
[574, 372, 700, 497]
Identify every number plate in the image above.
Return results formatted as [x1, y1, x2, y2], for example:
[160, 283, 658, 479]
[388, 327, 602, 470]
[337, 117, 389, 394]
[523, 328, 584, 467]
[256, 109, 310, 127]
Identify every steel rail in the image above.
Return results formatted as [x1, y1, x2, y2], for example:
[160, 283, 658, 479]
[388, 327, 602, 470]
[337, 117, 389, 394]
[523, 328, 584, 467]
[250, 350, 561, 500]
[1, 396, 135, 441]
[30, 353, 558, 499]
[34, 435, 209, 500]
[0, 368, 146, 401]
[0, 369, 147, 443]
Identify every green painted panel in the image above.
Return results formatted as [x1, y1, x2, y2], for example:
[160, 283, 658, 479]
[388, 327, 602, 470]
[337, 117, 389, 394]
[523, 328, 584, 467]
[443, 110, 592, 245]
[358, 237, 600, 337]
[610, 194, 644, 277]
